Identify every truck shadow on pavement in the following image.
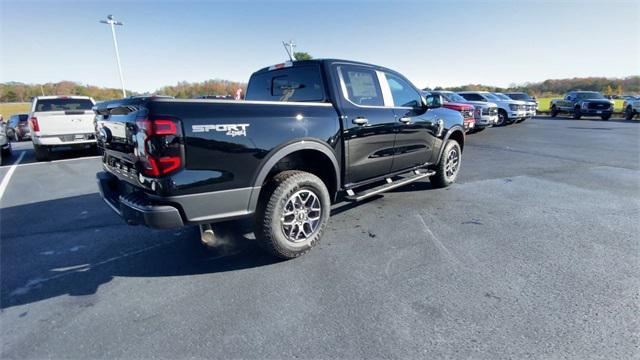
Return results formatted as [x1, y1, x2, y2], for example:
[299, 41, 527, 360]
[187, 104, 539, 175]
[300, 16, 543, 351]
[0, 194, 281, 310]
[1, 181, 437, 310]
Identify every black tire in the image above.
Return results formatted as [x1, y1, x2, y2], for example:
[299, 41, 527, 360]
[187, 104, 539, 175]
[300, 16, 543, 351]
[255, 170, 331, 259]
[497, 109, 508, 126]
[550, 106, 558, 118]
[625, 106, 634, 121]
[572, 107, 582, 119]
[2, 146, 11, 158]
[34, 144, 50, 161]
[601, 114, 611, 121]
[430, 139, 462, 189]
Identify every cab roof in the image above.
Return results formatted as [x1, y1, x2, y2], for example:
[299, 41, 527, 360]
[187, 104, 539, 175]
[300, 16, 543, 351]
[251, 59, 398, 75]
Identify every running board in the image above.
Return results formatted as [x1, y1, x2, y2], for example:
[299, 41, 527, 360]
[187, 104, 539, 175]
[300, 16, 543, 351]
[345, 170, 435, 202]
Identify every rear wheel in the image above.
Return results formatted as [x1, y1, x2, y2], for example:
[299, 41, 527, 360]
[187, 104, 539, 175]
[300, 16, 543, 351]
[601, 114, 611, 121]
[255, 170, 331, 259]
[1, 146, 11, 158]
[625, 106, 634, 120]
[572, 107, 582, 119]
[34, 144, 50, 161]
[430, 139, 462, 189]
[550, 105, 558, 117]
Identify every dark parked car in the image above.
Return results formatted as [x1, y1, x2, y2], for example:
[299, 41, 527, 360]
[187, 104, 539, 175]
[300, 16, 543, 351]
[550, 91, 614, 120]
[6, 113, 30, 141]
[95, 59, 466, 259]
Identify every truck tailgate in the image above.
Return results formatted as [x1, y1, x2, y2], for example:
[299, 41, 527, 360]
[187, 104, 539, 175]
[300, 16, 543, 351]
[34, 110, 95, 135]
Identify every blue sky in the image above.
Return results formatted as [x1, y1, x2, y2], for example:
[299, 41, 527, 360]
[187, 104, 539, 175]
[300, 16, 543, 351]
[1, 0, 638, 92]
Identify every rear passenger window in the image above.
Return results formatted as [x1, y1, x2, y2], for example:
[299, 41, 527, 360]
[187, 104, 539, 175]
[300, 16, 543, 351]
[339, 66, 384, 106]
[245, 65, 325, 102]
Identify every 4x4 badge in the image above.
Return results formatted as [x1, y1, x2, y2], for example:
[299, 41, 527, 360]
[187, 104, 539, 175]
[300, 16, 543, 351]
[192, 124, 250, 137]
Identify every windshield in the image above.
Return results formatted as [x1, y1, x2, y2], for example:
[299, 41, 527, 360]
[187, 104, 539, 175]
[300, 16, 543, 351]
[507, 93, 532, 101]
[35, 98, 94, 112]
[482, 93, 500, 101]
[576, 92, 605, 100]
[492, 93, 512, 100]
[440, 92, 467, 103]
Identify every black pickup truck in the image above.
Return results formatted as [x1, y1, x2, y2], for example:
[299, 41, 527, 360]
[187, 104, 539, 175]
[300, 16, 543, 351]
[549, 91, 614, 120]
[95, 59, 465, 258]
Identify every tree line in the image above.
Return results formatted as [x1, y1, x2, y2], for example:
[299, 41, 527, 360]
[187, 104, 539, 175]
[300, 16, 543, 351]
[2, 75, 638, 103]
[431, 76, 639, 97]
[0, 79, 247, 103]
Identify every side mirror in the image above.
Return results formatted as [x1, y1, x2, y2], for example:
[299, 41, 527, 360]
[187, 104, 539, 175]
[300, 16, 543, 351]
[424, 94, 443, 109]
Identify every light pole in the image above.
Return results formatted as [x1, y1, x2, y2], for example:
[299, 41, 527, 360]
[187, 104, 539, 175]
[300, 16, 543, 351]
[100, 15, 126, 98]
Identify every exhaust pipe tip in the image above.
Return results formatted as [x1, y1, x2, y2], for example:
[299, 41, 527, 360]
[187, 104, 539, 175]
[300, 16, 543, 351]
[199, 224, 217, 247]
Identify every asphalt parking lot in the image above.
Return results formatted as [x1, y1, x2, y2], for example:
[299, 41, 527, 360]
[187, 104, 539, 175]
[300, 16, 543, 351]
[1, 116, 638, 359]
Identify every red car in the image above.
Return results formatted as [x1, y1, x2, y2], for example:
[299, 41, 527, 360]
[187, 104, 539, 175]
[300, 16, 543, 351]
[424, 92, 475, 132]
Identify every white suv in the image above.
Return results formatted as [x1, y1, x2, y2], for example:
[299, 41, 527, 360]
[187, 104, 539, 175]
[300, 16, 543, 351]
[28, 96, 97, 161]
[458, 91, 527, 126]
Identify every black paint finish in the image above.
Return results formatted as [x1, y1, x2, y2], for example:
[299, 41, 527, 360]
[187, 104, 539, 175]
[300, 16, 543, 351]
[94, 59, 464, 203]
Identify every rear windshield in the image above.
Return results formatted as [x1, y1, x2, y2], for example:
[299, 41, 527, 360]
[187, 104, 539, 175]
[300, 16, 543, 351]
[35, 98, 94, 112]
[18, 114, 28, 121]
[246, 65, 325, 102]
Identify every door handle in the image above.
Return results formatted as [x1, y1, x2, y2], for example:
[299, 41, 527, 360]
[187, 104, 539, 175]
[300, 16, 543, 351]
[436, 119, 444, 137]
[399, 116, 411, 123]
[352, 117, 368, 125]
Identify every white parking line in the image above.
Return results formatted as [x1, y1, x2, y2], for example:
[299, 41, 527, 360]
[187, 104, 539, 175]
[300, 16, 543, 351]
[0, 151, 26, 201]
[0, 155, 101, 169]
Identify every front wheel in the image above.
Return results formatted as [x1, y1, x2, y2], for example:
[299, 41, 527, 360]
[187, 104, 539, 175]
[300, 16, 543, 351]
[497, 109, 508, 126]
[572, 107, 582, 119]
[550, 106, 558, 117]
[430, 139, 462, 189]
[601, 114, 611, 121]
[255, 170, 331, 259]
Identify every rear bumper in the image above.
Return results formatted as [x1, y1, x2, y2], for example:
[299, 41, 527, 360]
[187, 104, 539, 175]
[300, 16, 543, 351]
[96, 171, 259, 228]
[32, 133, 96, 146]
[97, 171, 184, 229]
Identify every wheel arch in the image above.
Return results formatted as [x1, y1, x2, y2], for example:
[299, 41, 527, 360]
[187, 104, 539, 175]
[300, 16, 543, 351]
[249, 140, 341, 211]
[435, 126, 465, 165]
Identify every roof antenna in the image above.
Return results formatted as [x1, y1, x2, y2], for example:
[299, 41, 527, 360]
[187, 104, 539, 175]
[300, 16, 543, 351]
[282, 40, 296, 61]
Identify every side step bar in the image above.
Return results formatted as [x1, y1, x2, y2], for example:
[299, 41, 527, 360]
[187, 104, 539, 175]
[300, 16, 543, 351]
[345, 169, 435, 202]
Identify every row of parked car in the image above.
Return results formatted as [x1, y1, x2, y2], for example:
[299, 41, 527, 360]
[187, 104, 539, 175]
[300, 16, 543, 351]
[1, 85, 638, 166]
[429, 90, 538, 132]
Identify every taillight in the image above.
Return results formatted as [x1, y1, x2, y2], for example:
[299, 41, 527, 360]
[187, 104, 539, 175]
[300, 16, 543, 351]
[30, 117, 40, 132]
[135, 118, 182, 177]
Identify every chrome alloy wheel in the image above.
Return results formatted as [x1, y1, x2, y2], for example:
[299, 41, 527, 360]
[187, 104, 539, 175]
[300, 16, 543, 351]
[281, 189, 322, 243]
[445, 148, 460, 178]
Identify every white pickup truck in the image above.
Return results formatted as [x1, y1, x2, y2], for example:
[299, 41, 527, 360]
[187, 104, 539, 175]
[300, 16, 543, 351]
[28, 96, 97, 161]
